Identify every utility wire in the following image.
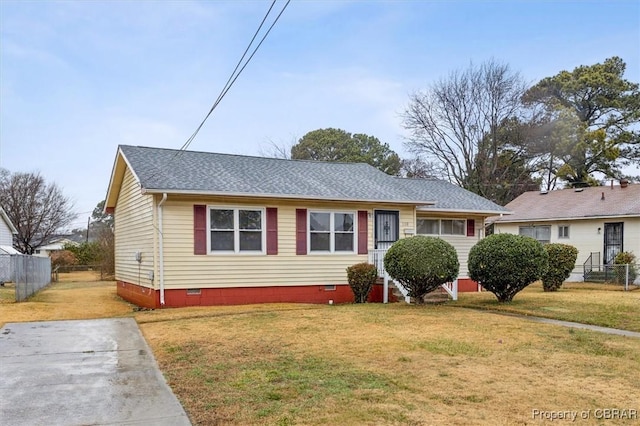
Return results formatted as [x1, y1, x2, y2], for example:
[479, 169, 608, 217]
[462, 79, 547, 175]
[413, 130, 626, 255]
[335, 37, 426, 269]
[178, 0, 281, 152]
[151, 0, 291, 179]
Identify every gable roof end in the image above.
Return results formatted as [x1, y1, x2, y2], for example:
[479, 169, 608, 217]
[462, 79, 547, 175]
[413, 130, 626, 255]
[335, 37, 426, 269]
[0, 207, 18, 234]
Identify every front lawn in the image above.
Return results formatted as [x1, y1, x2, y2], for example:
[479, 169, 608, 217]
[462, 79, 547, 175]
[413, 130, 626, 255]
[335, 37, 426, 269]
[2, 280, 639, 425]
[453, 282, 640, 332]
[137, 302, 640, 425]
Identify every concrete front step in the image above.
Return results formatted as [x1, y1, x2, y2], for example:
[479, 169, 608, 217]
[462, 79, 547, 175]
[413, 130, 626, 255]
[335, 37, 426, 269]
[389, 281, 451, 304]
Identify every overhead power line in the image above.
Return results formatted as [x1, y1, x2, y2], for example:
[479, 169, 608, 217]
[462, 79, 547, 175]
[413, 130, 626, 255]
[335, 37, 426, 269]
[162, 0, 291, 169]
[140, 0, 291, 185]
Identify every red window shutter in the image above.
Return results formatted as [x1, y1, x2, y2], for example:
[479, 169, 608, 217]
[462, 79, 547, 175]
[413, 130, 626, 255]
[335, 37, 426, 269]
[466, 219, 475, 237]
[296, 209, 307, 255]
[194, 205, 207, 255]
[357, 210, 368, 254]
[266, 208, 278, 255]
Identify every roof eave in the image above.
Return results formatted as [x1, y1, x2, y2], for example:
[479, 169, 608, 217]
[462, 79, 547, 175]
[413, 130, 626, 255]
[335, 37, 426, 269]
[494, 213, 640, 223]
[417, 207, 512, 216]
[141, 188, 437, 206]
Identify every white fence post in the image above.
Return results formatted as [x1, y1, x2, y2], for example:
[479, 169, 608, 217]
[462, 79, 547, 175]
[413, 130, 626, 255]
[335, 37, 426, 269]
[625, 264, 629, 291]
[383, 273, 389, 304]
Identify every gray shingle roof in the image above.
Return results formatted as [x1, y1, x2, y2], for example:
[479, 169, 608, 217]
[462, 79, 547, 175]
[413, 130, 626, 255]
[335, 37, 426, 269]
[393, 178, 510, 214]
[493, 184, 640, 222]
[120, 145, 426, 203]
[116, 145, 508, 213]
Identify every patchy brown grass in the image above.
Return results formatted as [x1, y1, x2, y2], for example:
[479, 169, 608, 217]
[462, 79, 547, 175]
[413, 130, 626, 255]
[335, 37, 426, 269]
[139, 303, 640, 425]
[0, 281, 133, 327]
[56, 270, 103, 282]
[454, 282, 640, 332]
[2, 280, 639, 425]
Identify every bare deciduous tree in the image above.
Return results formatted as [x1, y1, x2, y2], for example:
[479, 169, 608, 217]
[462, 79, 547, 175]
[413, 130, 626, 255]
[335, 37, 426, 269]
[399, 157, 436, 178]
[402, 59, 535, 203]
[0, 169, 76, 254]
[91, 199, 115, 276]
[258, 137, 295, 159]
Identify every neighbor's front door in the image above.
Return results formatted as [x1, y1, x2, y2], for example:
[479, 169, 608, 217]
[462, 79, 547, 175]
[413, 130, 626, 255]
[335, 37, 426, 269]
[374, 210, 399, 250]
[603, 222, 623, 264]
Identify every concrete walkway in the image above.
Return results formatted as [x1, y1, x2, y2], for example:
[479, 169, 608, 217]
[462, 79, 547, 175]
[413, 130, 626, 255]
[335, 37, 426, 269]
[0, 318, 192, 426]
[484, 311, 640, 338]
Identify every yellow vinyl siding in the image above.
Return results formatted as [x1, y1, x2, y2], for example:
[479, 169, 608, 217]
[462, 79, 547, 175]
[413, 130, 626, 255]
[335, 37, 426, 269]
[114, 168, 155, 288]
[415, 213, 485, 277]
[159, 197, 413, 289]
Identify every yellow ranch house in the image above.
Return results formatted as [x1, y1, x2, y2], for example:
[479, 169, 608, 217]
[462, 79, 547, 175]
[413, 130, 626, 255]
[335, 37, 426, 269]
[105, 145, 509, 308]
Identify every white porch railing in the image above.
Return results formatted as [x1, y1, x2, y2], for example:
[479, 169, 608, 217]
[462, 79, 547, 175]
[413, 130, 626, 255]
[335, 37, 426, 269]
[368, 248, 458, 303]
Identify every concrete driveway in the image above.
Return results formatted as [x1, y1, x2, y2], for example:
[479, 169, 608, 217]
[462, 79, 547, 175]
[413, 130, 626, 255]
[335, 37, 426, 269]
[0, 318, 191, 426]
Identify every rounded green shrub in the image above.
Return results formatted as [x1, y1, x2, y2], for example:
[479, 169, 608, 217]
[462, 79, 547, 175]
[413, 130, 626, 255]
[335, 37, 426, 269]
[614, 251, 637, 285]
[383, 236, 459, 304]
[346, 262, 379, 303]
[468, 233, 548, 302]
[541, 243, 578, 292]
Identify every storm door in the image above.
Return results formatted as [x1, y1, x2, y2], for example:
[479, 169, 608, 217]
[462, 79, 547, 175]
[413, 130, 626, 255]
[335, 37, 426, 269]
[374, 210, 399, 250]
[603, 222, 623, 264]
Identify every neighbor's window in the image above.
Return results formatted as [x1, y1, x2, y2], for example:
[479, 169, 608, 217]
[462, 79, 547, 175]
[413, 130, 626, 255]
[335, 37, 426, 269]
[519, 225, 551, 244]
[558, 225, 570, 239]
[209, 207, 264, 253]
[309, 211, 354, 253]
[417, 219, 465, 236]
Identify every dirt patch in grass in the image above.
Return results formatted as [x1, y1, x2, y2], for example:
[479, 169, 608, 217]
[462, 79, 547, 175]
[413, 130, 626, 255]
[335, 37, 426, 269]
[454, 282, 640, 332]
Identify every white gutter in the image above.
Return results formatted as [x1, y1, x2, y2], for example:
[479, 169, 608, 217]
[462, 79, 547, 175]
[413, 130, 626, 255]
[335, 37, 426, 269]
[495, 214, 639, 224]
[140, 188, 436, 206]
[158, 193, 168, 306]
[416, 207, 513, 215]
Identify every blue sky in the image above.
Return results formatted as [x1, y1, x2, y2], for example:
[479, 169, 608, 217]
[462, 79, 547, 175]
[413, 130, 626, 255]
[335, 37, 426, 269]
[1, 0, 638, 230]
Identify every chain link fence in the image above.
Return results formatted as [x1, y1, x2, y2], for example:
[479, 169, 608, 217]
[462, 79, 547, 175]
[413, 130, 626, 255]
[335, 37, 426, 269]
[52, 264, 107, 282]
[0, 255, 12, 283]
[0, 254, 52, 301]
[583, 263, 639, 290]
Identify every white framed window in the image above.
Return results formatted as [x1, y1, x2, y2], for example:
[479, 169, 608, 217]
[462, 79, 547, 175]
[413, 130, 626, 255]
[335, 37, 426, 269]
[208, 207, 265, 254]
[309, 211, 355, 253]
[441, 219, 465, 236]
[416, 218, 466, 236]
[519, 225, 551, 244]
[417, 219, 439, 235]
[558, 225, 570, 239]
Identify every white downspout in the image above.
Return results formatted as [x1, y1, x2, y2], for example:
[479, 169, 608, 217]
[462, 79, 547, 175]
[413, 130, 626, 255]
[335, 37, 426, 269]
[158, 193, 167, 306]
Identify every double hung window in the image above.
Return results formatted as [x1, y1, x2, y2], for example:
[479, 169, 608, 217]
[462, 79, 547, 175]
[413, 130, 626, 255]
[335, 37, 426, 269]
[558, 225, 570, 239]
[209, 207, 264, 253]
[309, 211, 355, 253]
